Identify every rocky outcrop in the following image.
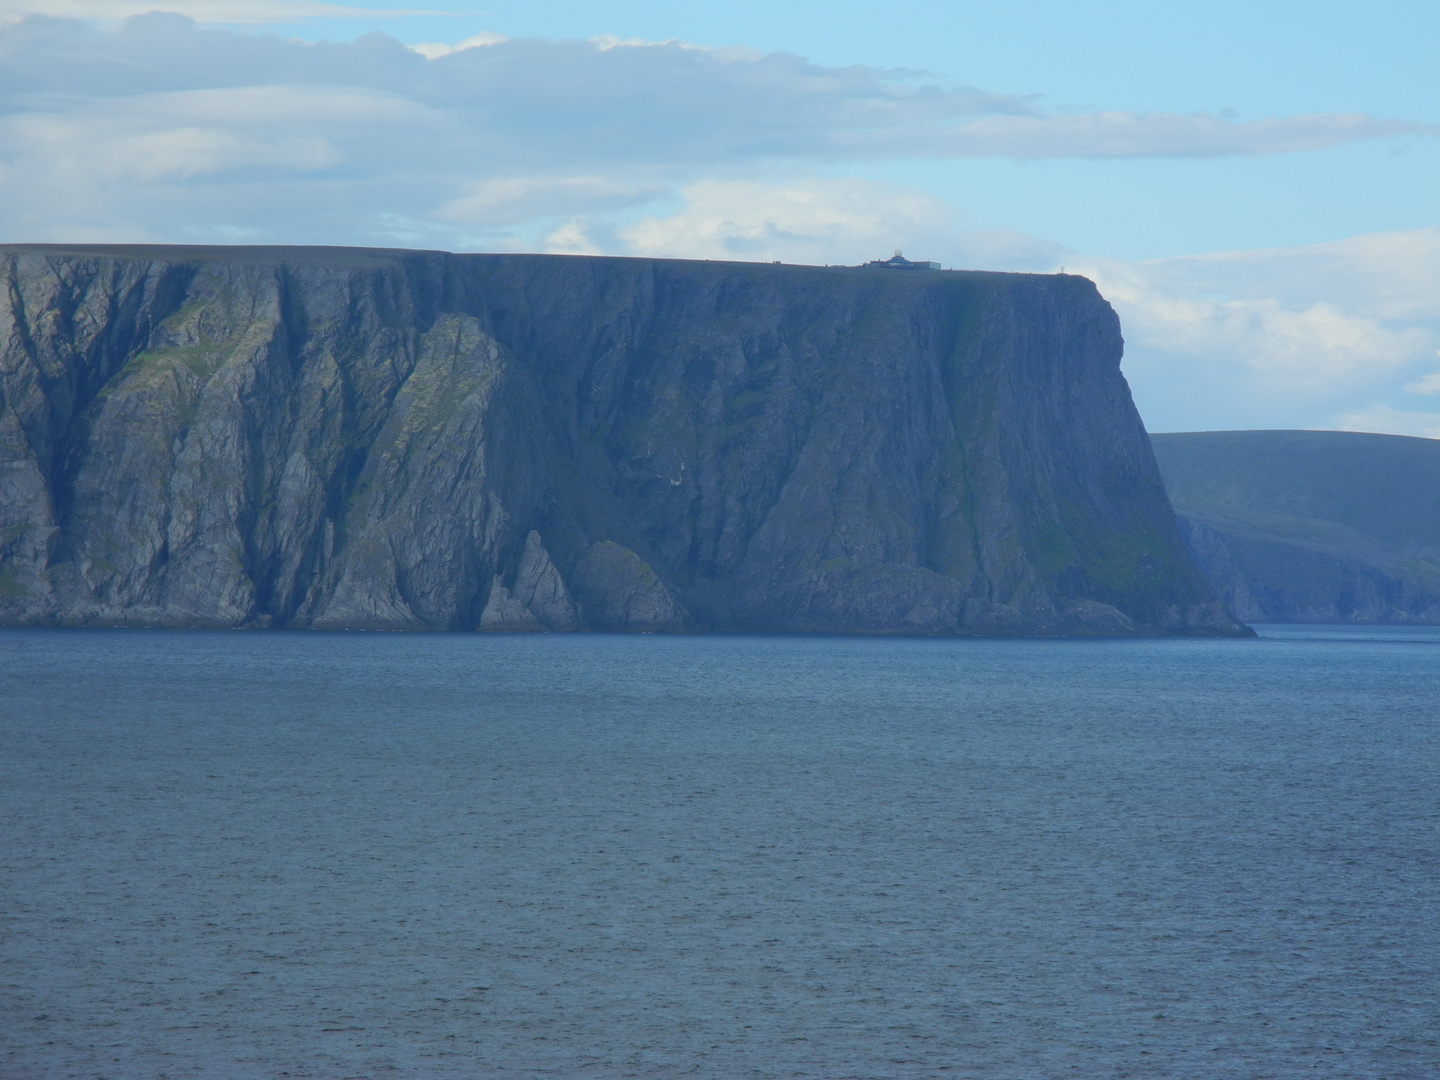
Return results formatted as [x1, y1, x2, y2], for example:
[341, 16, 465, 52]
[571, 541, 690, 632]
[1152, 430, 1440, 624]
[0, 244, 1244, 635]
[480, 530, 581, 631]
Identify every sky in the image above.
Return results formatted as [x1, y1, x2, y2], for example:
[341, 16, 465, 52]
[0, 1, 1435, 435]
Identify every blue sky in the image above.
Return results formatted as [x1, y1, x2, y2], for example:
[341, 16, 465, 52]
[1, 0, 1435, 434]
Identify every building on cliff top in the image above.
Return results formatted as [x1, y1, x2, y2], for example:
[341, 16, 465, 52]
[864, 250, 942, 270]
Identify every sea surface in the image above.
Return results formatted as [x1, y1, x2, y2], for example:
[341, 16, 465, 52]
[2, 627, 1437, 1079]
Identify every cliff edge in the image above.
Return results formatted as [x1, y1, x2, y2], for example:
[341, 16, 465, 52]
[0, 245, 1244, 635]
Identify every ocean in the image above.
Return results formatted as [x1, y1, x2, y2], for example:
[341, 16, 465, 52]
[2, 627, 1437, 1078]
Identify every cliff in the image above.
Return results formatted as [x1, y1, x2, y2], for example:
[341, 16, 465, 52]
[1152, 430, 1440, 624]
[0, 244, 1242, 635]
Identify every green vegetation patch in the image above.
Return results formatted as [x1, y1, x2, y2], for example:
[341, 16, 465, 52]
[1034, 525, 1078, 579]
[0, 566, 25, 598]
[1063, 518, 1194, 605]
[87, 555, 121, 577]
[1032, 497, 1191, 602]
[394, 320, 500, 440]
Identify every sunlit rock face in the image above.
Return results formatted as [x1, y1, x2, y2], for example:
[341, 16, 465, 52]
[0, 245, 1241, 635]
[1153, 429, 1440, 625]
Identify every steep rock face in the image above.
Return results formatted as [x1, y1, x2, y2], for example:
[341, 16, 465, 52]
[0, 245, 1243, 635]
[480, 530, 581, 631]
[1153, 430, 1440, 624]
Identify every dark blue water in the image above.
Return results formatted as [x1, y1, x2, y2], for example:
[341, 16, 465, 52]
[2, 628, 1437, 1079]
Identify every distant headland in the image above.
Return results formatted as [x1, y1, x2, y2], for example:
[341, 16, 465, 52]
[1153, 429, 1440, 624]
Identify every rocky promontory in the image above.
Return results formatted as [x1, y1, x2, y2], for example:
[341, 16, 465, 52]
[0, 245, 1242, 635]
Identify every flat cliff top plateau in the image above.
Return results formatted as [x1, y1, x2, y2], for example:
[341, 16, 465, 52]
[0, 244, 1243, 635]
[0, 242, 1043, 277]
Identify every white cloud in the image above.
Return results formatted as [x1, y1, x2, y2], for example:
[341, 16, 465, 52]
[437, 176, 663, 228]
[1079, 229, 1440, 433]
[1084, 229, 1440, 391]
[590, 34, 667, 52]
[0, 13, 1430, 254]
[0, 83, 430, 188]
[618, 178, 955, 264]
[0, 0, 413, 25]
[1091, 264, 1430, 385]
[102, 127, 338, 181]
[1405, 370, 1440, 395]
[542, 220, 603, 255]
[585, 34, 764, 62]
[0, 76, 453, 244]
[409, 31, 505, 61]
[888, 111, 1434, 160]
[603, 177, 1063, 271]
[0, 16, 1427, 162]
[1334, 406, 1440, 439]
[113, 83, 427, 126]
[1126, 228, 1440, 321]
[7, 13, 1413, 253]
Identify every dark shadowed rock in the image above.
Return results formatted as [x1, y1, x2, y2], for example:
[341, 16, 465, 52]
[571, 541, 690, 631]
[1152, 429, 1440, 624]
[0, 244, 1244, 635]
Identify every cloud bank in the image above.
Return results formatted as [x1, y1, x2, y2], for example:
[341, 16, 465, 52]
[1080, 229, 1440, 436]
[0, 0, 394, 26]
[0, 13, 1431, 248]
